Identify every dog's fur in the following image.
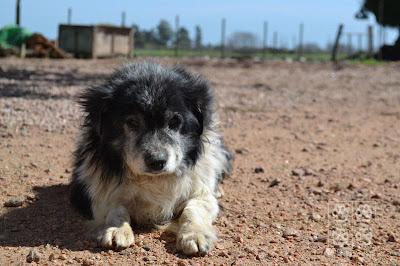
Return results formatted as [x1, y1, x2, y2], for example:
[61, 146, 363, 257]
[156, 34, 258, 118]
[70, 63, 232, 255]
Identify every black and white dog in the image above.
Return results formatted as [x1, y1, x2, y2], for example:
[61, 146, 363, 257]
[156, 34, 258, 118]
[70, 63, 232, 255]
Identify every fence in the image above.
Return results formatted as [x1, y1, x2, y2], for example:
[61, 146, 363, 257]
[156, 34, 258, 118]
[132, 18, 381, 62]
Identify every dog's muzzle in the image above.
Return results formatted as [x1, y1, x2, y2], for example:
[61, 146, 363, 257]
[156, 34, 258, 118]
[144, 150, 168, 172]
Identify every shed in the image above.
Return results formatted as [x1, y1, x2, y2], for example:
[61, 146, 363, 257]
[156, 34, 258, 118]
[58, 24, 133, 58]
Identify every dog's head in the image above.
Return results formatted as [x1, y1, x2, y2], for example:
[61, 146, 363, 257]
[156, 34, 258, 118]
[80, 63, 213, 177]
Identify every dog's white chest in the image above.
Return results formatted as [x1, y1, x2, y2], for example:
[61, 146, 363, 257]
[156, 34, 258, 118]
[119, 175, 191, 225]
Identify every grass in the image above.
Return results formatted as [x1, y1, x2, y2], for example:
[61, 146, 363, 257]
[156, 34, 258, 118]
[133, 48, 385, 65]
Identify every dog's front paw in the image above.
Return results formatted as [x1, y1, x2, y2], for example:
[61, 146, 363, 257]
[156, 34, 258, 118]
[176, 225, 217, 256]
[97, 223, 134, 250]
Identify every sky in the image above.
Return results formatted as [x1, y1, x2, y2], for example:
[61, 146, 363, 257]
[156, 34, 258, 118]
[0, 0, 398, 49]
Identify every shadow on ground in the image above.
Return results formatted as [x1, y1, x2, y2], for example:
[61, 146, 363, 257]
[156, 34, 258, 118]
[0, 184, 181, 255]
[0, 67, 105, 100]
[0, 184, 97, 251]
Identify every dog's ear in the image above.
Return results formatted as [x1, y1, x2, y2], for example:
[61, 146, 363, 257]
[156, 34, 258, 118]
[78, 85, 112, 138]
[173, 66, 213, 135]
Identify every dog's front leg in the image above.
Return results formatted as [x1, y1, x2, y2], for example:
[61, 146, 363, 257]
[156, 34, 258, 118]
[176, 195, 219, 256]
[96, 205, 135, 250]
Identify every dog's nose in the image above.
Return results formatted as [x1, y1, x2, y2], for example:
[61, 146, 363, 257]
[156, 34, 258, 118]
[144, 151, 167, 172]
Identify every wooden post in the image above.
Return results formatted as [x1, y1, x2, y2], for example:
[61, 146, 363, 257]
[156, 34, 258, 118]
[121, 12, 126, 27]
[220, 18, 226, 58]
[129, 27, 134, 58]
[298, 23, 304, 57]
[67, 8, 72, 24]
[175, 15, 180, 57]
[331, 24, 344, 62]
[347, 33, 353, 56]
[262, 21, 268, 59]
[358, 33, 363, 52]
[16, 0, 21, 26]
[273, 31, 278, 51]
[367, 25, 373, 57]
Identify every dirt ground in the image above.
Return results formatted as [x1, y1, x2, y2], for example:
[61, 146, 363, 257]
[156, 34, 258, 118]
[0, 58, 399, 265]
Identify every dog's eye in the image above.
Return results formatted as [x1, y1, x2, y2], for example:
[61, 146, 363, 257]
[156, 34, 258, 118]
[126, 116, 141, 129]
[168, 114, 182, 131]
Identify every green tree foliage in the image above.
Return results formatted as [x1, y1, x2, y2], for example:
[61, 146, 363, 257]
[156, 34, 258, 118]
[362, 0, 400, 27]
[194, 25, 202, 49]
[177, 27, 191, 49]
[156, 20, 173, 46]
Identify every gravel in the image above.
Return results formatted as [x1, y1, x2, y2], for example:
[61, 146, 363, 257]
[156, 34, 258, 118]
[4, 197, 24, 207]
[1, 59, 399, 265]
[26, 249, 41, 263]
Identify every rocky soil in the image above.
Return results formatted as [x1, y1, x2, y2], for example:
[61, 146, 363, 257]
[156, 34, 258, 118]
[0, 58, 399, 265]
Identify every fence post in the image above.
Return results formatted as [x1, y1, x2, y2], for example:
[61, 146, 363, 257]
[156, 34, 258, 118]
[357, 33, 363, 52]
[331, 24, 344, 62]
[175, 15, 180, 57]
[298, 23, 304, 58]
[220, 18, 226, 58]
[367, 25, 374, 57]
[262, 21, 268, 59]
[16, 0, 21, 26]
[67, 8, 72, 24]
[121, 12, 126, 27]
[273, 31, 278, 52]
[347, 33, 352, 55]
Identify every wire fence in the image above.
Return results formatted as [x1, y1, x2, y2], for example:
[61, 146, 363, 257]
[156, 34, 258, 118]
[131, 18, 383, 62]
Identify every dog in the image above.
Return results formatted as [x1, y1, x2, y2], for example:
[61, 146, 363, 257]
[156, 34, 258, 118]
[70, 62, 232, 256]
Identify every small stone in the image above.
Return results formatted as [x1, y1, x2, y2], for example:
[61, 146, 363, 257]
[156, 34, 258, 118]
[309, 212, 322, 222]
[304, 168, 315, 176]
[323, 247, 335, 257]
[390, 250, 400, 257]
[218, 250, 229, 257]
[236, 236, 244, 243]
[336, 247, 352, 258]
[282, 228, 298, 238]
[4, 197, 24, 207]
[371, 193, 381, 199]
[177, 260, 188, 266]
[387, 233, 396, 242]
[254, 167, 264, 174]
[143, 255, 157, 261]
[392, 200, 400, 206]
[235, 148, 249, 155]
[48, 253, 55, 261]
[352, 256, 364, 263]
[292, 168, 305, 177]
[82, 258, 95, 266]
[313, 235, 327, 243]
[26, 249, 40, 263]
[269, 178, 280, 187]
[59, 254, 67, 260]
[44, 168, 51, 174]
[142, 245, 151, 251]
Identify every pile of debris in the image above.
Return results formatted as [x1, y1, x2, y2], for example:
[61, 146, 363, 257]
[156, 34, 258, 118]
[0, 25, 69, 58]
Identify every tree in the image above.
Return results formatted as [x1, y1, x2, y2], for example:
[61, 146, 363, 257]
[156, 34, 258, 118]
[194, 25, 202, 49]
[132, 24, 159, 48]
[156, 20, 173, 47]
[177, 27, 191, 49]
[228, 32, 258, 49]
[132, 24, 145, 48]
[358, 0, 400, 45]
